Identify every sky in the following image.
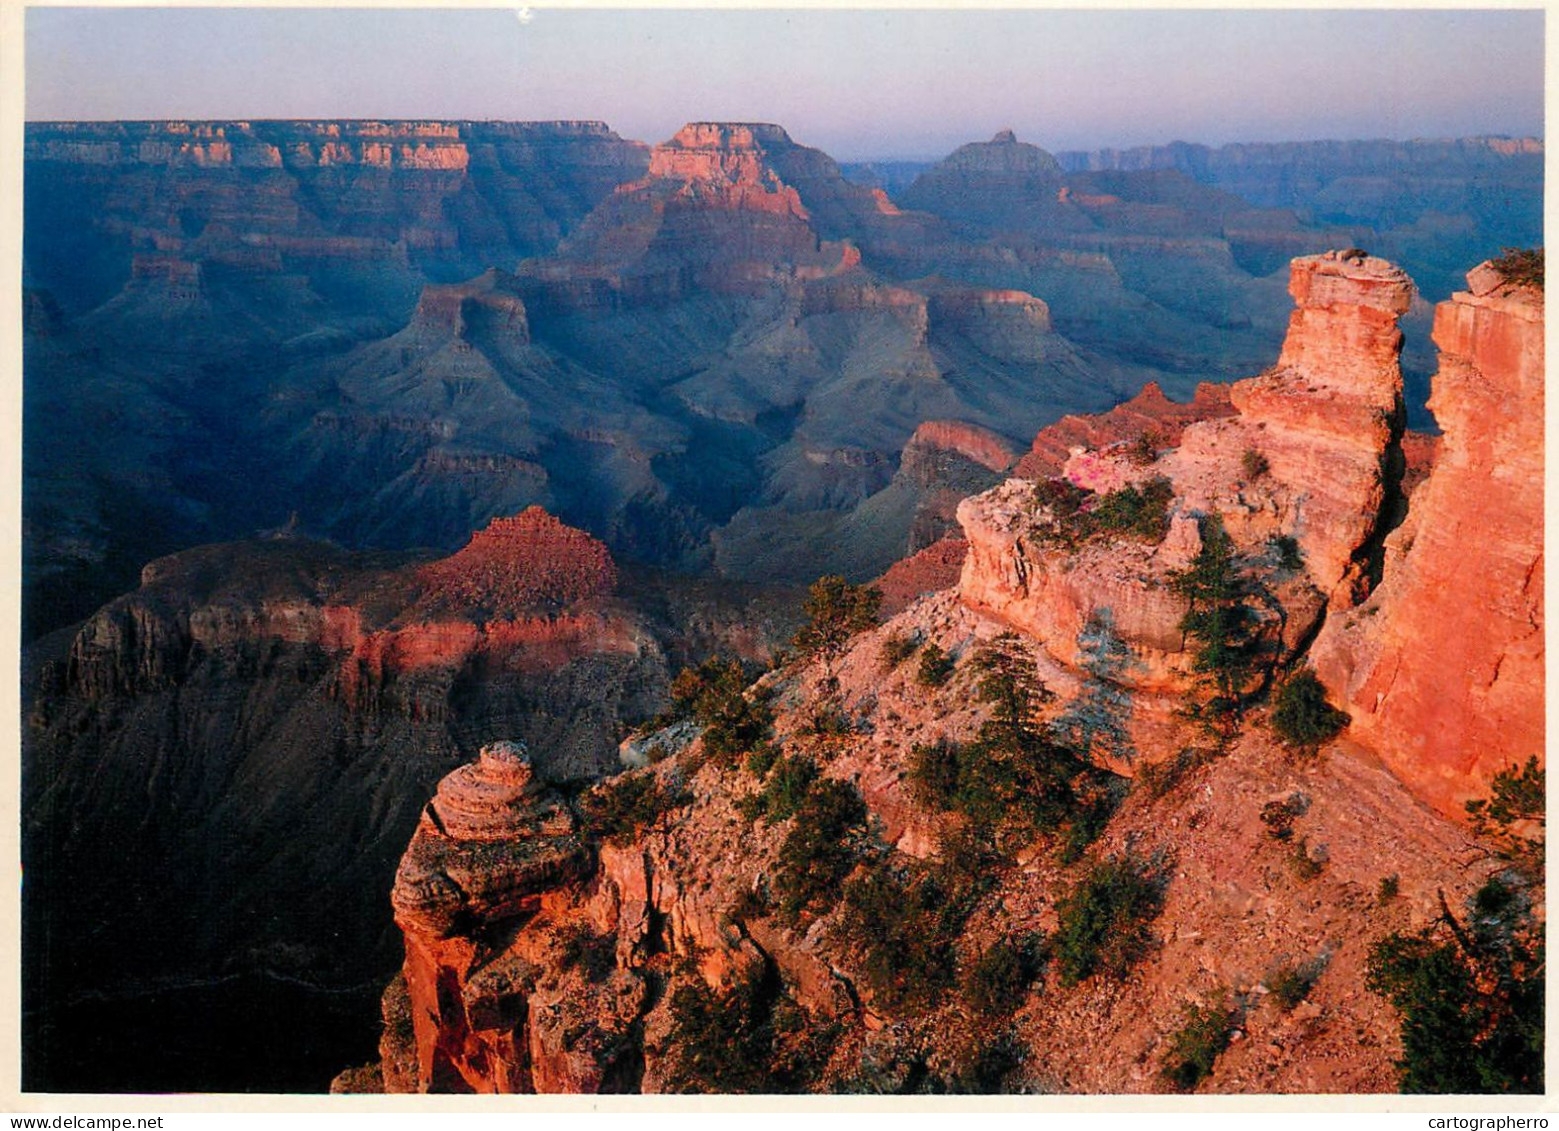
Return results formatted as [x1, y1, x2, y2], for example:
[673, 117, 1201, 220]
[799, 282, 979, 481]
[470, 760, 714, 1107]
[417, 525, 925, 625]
[25, 7, 1546, 160]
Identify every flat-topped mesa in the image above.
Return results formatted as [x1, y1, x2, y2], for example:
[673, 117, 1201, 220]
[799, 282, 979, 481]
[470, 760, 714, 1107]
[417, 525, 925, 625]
[25, 119, 638, 169]
[957, 251, 1414, 693]
[925, 286, 1054, 362]
[662, 121, 796, 151]
[418, 507, 617, 616]
[410, 270, 531, 341]
[1311, 261, 1543, 820]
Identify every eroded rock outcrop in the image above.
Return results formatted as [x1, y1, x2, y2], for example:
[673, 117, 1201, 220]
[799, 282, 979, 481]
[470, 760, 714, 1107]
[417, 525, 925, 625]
[1013, 381, 1235, 480]
[386, 741, 606, 1092]
[1310, 264, 1544, 817]
[957, 251, 1413, 691]
[355, 545, 1511, 1094]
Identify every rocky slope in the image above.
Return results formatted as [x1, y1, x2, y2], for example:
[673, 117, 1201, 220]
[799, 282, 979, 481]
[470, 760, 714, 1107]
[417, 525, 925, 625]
[21, 508, 800, 1091]
[1311, 263, 1544, 818]
[341, 251, 1540, 1094]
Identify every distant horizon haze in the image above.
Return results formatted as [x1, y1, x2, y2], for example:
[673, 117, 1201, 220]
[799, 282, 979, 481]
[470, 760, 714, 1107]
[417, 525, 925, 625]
[26, 8, 1544, 162]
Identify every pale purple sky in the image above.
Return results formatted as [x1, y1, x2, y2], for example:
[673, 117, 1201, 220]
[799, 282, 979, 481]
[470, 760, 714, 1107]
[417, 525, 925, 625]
[26, 7, 1545, 160]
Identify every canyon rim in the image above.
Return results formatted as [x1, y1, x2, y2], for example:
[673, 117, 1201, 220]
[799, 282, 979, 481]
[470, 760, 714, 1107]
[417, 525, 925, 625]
[12, 5, 1547, 1108]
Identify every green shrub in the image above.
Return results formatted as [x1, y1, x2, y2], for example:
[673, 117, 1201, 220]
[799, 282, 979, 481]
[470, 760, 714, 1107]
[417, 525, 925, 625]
[1127, 431, 1160, 467]
[1089, 476, 1175, 542]
[945, 1028, 1030, 1094]
[1378, 874, 1401, 904]
[916, 642, 955, 688]
[799, 700, 855, 738]
[670, 657, 775, 766]
[660, 970, 836, 1094]
[772, 778, 869, 921]
[971, 633, 1050, 725]
[880, 632, 920, 671]
[745, 754, 819, 824]
[578, 773, 689, 846]
[906, 738, 961, 811]
[961, 933, 1045, 1018]
[1260, 793, 1307, 841]
[1266, 960, 1319, 1011]
[1288, 837, 1325, 881]
[1055, 781, 1122, 865]
[1032, 477, 1089, 523]
[1241, 448, 1270, 480]
[1366, 875, 1543, 1093]
[745, 742, 781, 778]
[1034, 476, 1174, 547]
[1171, 514, 1263, 737]
[1159, 993, 1236, 1092]
[1491, 247, 1543, 291]
[1053, 852, 1166, 985]
[1465, 756, 1545, 877]
[792, 576, 882, 667]
[841, 858, 974, 1013]
[1271, 670, 1349, 750]
[1136, 746, 1218, 799]
[1269, 534, 1304, 572]
[910, 636, 1107, 850]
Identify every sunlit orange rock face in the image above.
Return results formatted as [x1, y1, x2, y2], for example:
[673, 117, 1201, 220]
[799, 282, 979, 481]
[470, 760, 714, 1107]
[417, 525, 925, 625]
[957, 251, 1413, 692]
[1311, 265, 1544, 819]
[873, 536, 970, 616]
[418, 506, 618, 615]
[1013, 381, 1235, 481]
[388, 741, 598, 1093]
[642, 122, 809, 217]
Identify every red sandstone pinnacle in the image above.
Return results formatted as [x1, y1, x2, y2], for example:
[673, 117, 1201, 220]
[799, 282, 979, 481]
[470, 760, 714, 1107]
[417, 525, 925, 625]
[392, 740, 585, 940]
[418, 507, 617, 615]
[1310, 262, 1544, 820]
[429, 740, 543, 841]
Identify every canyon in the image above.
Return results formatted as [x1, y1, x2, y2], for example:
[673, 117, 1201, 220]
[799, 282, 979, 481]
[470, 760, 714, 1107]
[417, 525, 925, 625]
[20, 117, 1544, 1094]
[331, 254, 1543, 1094]
[23, 122, 1540, 640]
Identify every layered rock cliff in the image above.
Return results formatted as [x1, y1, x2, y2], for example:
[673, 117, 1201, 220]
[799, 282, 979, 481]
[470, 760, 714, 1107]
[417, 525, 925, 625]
[1054, 137, 1543, 300]
[1311, 263, 1544, 817]
[957, 251, 1412, 692]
